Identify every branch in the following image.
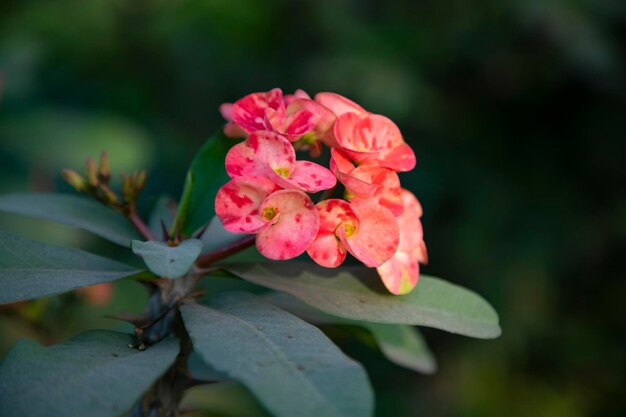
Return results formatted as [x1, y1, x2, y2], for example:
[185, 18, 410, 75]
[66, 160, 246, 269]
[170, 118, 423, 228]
[128, 212, 158, 241]
[195, 235, 256, 268]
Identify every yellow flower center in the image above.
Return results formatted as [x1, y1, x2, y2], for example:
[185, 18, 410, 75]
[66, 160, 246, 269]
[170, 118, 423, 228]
[274, 167, 290, 178]
[262, 207, 278, 221]
[342, 222, 356, 238]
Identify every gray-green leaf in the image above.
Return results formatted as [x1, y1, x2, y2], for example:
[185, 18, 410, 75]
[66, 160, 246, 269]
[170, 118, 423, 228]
[365, 323, 437, 374]
[0, 229, 141, 304]
[181, 292, 374, 417]
[0, 193, 140, 247]
[227, 263, 501, 339]
[0, 330, 179, 417]
[131, 239, 203, 279]
[264, 292, 437, 374]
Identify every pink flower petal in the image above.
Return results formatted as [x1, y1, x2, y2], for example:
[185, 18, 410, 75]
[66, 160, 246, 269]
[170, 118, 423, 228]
[231, 88, 284, 133]
[270, 160, 336, 193]
[396, 189, 424, 252]
[256, 190, 319, 260]
[286, 98, 337, 146]
[348, 142, 416, 172]
[338, 113, 402, 155]
[416, 240, 429, 264]
[348, 166, 404, 216]
[334, 113, 389, 154]
[220, 102, 248, 138]
[307, 199, 357, 267]
[284, 89, 311, 105]
[376, 189, 428, 294]
[376, 251, 419, 295]
[330, 148, 379, 197]
[307, 233, 347, 268]
[338, 199, 399, 267]
[279, 109, 317, 141]
[223, 122, 247, 138]
[225, 131, 295, 179]
[330, 147, 356, 175]
[315, 92, 366, 116]
[219, 103, 234, 121]
[215, 177, 278, 233]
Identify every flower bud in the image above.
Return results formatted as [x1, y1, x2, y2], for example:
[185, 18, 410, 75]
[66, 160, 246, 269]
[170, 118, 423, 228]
[62, 169, 87, 192]
[85, 157, 99, 187]
[98, 151, 110, 183]
[134, 170, 147, 191]
[100, 185, 119, 206]
[121, 174, 133, 203]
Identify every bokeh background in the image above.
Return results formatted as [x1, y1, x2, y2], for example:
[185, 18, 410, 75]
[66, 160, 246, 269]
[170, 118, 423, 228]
[0, 1, 624, 416]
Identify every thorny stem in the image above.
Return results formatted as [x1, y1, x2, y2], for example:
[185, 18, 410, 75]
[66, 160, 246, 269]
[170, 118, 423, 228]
[195, 235, 256, 268]
[132, 313, 199, 417]
[128, 210, 258, 415]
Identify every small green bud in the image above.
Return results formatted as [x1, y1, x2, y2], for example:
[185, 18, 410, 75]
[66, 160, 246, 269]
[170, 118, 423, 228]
[85, 157, 99, 187]
[98, 151, 110, 183]
[121, 174, 133, 203]
[135, 170, 147, 191]
[62, 169, 87, 192]
[100, 185, 119, 206]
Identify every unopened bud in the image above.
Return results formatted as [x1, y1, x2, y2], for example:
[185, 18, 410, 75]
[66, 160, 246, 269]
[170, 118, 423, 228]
[62, 169, 87, 192]
[121, 174, 133, 203]
[85, 157, 99, 187]
[100, 185, 119, 206]
[135, 170, 147, 191]
[98, 151, 110, 183]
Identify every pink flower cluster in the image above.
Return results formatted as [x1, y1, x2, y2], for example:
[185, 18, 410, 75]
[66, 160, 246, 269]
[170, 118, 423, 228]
[215, 88, 427, 294]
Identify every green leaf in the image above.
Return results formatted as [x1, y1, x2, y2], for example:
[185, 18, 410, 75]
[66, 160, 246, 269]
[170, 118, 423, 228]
[264, 292, 437, 374]
[364, 323, 437, 374]
[0, 330, 179, 417]
[131, 239, 203, 279]
[170, 132, 232, 236]
[181, 383, 272, 417]
[227, 263, 501, 339]
[181, 292, 374, 417]
[0, 229, 141, 304]
[0, 192, 140, 247]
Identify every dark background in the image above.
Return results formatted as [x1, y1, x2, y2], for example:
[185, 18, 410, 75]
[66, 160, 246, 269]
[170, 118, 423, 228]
[0, 1, 624, 416]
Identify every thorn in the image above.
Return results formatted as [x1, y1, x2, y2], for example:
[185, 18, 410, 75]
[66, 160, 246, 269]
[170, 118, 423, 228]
[160, 220, 169, 242]
[191, 223, 209, 239]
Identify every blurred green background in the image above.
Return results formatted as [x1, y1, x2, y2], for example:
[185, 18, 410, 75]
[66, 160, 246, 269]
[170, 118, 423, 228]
[0, 1, 624, 416]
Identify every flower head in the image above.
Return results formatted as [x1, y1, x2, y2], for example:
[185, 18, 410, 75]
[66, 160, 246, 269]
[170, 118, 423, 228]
[216, 88, 426, 295]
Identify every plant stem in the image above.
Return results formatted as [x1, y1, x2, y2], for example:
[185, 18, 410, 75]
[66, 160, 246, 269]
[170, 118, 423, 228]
[195, 235, 256, 268]
[128, 211, 158, 241]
